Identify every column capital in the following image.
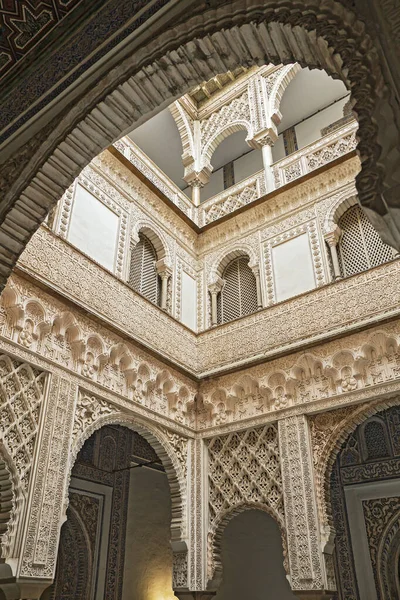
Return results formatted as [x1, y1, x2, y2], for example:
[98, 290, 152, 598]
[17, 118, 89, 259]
[248, 261, 260, 276]
[183, 165, 212, 188]
[155, 258, 172, 278]
[208, 277, 224, 295]
[248, 127, 278, 149]
[324, 226, 342, 247]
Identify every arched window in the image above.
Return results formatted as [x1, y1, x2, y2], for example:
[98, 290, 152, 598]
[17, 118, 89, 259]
[337, 205, 395, 277]
[218, 256, 258, 324]
[128, 233, 161, 305]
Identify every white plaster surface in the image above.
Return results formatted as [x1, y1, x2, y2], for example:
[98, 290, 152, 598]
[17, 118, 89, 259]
[272, 233, 316, 302]
[214, 510, 296, 600]
[68, 183, 119, 272]
[181, 270, 197, 330]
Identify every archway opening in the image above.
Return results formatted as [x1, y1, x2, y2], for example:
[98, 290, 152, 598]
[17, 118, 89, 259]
[42, 424, 177, 600]
[214, 509, 294, 600]
[330, 405, 400, 600]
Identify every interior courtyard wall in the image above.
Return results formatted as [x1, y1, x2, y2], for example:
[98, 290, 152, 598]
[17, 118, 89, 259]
[51, 145, 370, 337]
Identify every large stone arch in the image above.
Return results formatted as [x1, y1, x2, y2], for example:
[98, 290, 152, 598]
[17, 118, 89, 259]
[1, 0, 400, 289]
[312, 395, 400, 551]
[207, 502, 287, 590]
[68, 411, 188, 547]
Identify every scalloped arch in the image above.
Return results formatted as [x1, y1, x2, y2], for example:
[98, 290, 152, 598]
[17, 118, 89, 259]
[68, 411, 187, 545]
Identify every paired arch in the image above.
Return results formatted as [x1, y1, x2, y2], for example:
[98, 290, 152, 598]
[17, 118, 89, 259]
[131, 222, 169, 262]
[203, 121, 253, 171]
[323, 191, 359, 235]
[1, 0, 400, 289]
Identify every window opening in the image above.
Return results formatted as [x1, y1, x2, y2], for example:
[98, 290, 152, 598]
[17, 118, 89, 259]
[337, 205, 395, 278]
[129, 233, 161, 305]
[218, 256, 258, 324]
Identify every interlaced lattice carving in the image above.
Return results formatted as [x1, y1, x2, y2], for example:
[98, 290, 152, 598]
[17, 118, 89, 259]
[307, 131, 357, 171]
[200, 91, 251, 154]
[0, 354, 45, 490]
[207, 424, 284, 527]
[338, 205, 395, 277]
[204, 182, 258, 224]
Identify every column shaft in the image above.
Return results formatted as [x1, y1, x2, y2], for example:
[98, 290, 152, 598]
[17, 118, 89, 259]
[261, 143, 275, 193]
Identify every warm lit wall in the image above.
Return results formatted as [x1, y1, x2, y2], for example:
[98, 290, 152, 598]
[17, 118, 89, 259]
[122, 467, 176, 600]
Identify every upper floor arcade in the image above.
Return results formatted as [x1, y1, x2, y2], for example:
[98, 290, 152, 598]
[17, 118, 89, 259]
[5, 63, 399, 379]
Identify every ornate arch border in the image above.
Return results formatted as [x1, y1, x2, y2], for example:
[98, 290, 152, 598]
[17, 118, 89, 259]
[209, 243, 259, 282]
[268, 63, 302, 125]
[68, 410, 188, 545]
[323, 192, 359, 235]
[2, 0, 399, 288]
[131, 219, 171, 263]
[202, 120, 253, 171]
[207, 502, 287, 590]
[312, 394, 400, 549]
[0, 445, 23, 562]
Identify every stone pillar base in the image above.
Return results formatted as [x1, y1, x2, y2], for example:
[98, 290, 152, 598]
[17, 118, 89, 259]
[174, 591, 216, 600]
[293, 591, 335, 600]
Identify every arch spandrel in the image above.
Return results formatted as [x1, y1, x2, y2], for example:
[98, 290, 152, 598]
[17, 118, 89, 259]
[1, 0, 400, 290]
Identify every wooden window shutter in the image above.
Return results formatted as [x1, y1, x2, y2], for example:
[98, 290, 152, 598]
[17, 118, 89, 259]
[129, 233, 160, 305]
[220, 256, 258, 324]
[338, 205, 395, 277]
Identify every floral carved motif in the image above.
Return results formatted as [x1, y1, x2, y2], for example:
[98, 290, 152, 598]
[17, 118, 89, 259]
[0, 354, 46, 490]
[206, 424, 285, 582]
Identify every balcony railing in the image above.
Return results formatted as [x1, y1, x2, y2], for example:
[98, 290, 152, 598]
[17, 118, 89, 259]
[272, 120, 358, 189]
[199, 170, 266, 226]
[113, 119, 358, 227]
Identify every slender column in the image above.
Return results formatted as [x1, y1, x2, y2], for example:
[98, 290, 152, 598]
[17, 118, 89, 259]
[278, 415, 336, 598]
[191, 182, 202, 207]
[324, 227, 342, 281]
[249, 263, 263, 309]
[156, 259, 172, 311]
[261, 141, 275, 193]
[208, 278, 224, 327]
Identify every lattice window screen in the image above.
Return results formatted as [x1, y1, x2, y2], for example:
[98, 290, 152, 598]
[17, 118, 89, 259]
[128, 233, 160, 305]
[219, 256, 258, 324]
[338, 205, 395, 277]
